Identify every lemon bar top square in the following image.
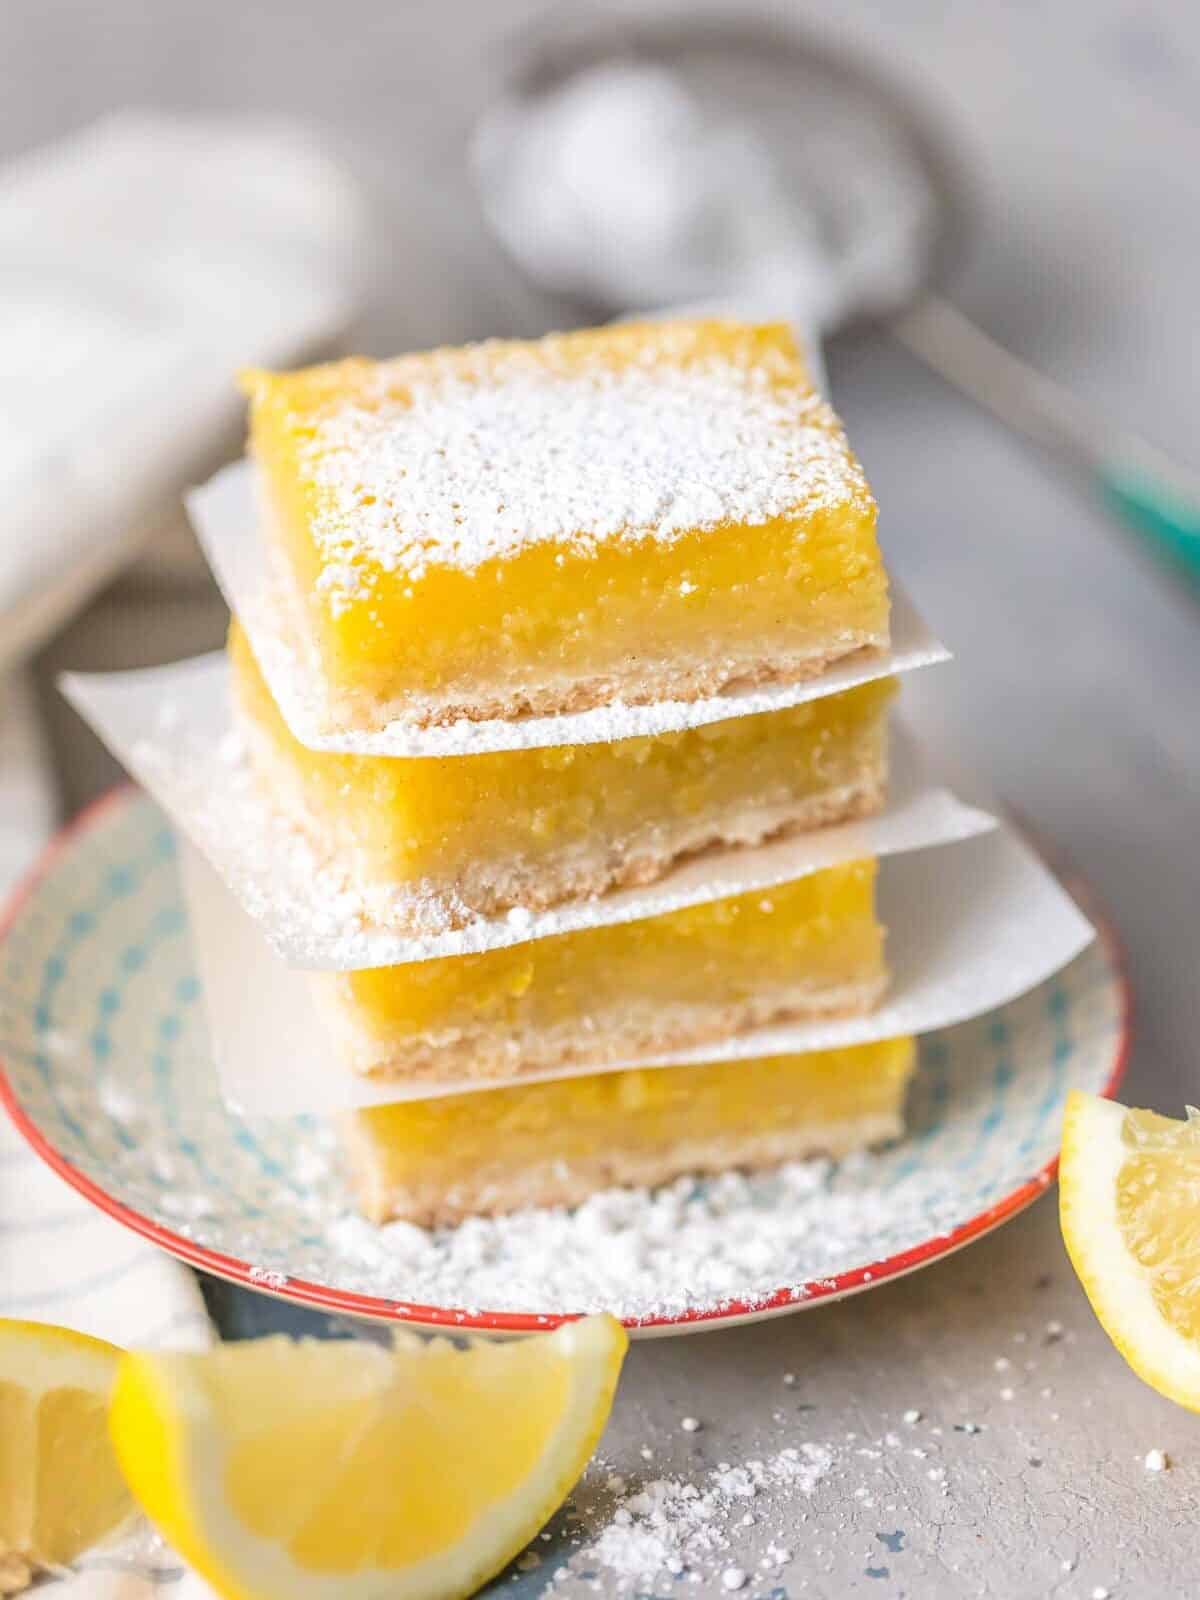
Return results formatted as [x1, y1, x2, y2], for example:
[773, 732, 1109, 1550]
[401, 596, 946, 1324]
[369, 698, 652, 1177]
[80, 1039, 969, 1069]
[244, 318, 886, 723]
[246, 317, 872, 582]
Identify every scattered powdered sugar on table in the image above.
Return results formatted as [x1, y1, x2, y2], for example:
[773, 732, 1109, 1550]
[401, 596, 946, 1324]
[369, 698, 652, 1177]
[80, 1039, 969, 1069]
[323, 1155, 962, 1321]
[549, 1445, 833, 1594]
[296, 325, 866, 593]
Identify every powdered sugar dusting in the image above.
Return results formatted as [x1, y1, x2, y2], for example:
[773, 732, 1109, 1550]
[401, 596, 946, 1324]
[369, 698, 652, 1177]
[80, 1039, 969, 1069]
[550, 1444, 834, 1594]
[322, 1156, 964, 1322]
[297, 327, 866, 593]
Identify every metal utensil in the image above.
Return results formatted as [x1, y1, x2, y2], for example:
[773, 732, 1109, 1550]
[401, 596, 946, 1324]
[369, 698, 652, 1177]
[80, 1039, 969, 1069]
[473, 12, 1200, 586]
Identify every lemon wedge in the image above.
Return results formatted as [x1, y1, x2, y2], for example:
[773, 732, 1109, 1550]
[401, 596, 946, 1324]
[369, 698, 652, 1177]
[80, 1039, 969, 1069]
[1060, 1089, 1200, 1410]
[109, 1315, 628, 1600]
[0, 1318, 131, 1593]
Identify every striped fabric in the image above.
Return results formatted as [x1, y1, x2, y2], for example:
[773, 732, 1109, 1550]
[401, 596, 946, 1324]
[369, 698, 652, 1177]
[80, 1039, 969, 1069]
[0, 671, 213, 1595]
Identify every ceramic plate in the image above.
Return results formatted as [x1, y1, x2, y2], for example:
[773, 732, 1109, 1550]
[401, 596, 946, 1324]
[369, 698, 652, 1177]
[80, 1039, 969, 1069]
[0, 790, 1128, 1338]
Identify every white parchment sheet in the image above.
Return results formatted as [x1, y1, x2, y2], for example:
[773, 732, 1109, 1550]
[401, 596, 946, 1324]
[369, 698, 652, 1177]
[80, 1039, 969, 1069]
[62, 656, 992, 968]
[187, 459, 950, 756]
[178, 825, 1094, 1114]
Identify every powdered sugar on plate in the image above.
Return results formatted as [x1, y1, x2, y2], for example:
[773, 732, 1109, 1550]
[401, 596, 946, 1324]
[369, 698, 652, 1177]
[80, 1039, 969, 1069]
[321, 1156, 966, 1322]
[0, 784, 1125, 1330]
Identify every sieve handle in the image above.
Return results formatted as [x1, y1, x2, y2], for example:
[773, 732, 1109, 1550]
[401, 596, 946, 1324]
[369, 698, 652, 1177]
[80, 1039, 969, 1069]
[1097, 462, 1200, 587]
[892, 295, 1200, 587]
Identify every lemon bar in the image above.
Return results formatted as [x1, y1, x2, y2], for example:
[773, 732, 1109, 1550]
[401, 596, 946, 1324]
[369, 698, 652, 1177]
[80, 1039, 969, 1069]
[244, 318, 888, 729]
[231, 620, 894, 922]
[312, 860, 886, 1085]
[344, 1037, 915, 1225]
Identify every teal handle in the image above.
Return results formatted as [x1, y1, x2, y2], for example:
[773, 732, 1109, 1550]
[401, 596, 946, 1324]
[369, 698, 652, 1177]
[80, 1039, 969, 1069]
[889, 297, 1200, 584]
[1100, 461, 1200, 586]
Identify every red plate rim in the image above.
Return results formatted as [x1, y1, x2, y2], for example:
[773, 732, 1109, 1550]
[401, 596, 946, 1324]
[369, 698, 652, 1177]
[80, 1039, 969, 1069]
[0, 785, 1132, 1335]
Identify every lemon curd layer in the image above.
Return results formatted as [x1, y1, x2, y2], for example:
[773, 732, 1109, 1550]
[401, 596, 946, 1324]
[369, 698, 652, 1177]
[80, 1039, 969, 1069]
[315, 860, 886, 1083]
[243, 319, 889, 727]
[231, 621, 895, 921]
[345, 1037, 916, 1224]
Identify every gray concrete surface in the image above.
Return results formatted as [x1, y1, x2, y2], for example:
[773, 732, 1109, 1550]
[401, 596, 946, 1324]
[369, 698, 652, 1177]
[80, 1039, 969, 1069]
[5, 0, 1200, 1593]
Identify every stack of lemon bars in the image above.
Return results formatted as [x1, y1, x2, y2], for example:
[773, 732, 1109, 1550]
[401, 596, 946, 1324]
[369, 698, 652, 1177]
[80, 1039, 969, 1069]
[226, 318, 919, 1225]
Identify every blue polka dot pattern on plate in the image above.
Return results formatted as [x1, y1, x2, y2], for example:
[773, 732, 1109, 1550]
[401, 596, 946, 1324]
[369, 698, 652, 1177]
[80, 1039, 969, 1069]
[0, 793, 1126, 1333]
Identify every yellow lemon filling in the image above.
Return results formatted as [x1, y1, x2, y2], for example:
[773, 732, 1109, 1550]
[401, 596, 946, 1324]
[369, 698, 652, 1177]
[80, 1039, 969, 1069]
[244, 319, 888, 725]
[345, 1038, 915, 1225]
[231, 620, 894, 919]
[315, 860, 885, 1082]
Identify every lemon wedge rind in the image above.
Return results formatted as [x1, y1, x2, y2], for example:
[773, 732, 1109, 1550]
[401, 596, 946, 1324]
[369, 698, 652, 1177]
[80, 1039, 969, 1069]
[110, 1314, 627, 1600]
[1060, 1089, 1200, 1412]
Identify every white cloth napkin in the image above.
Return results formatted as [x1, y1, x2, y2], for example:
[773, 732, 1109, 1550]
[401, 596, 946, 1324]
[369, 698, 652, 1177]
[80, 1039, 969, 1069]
[0, 109, 366, 678]
[0, 108, 367, 1595]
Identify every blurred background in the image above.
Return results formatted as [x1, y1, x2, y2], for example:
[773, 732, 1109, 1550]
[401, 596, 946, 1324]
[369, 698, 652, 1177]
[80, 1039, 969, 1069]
[2, 0, 1198, 1121]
